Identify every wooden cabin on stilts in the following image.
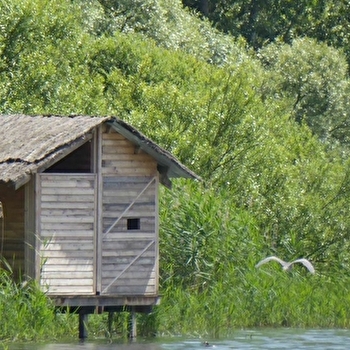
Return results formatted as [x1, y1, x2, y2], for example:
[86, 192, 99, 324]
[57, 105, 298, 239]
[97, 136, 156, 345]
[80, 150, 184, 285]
[0, 115, 200, 339]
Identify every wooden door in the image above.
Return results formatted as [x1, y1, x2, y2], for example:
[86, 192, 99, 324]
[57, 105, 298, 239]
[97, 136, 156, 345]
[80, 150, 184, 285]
[37, 174, 96, 295]
[100, 176, 158, 296]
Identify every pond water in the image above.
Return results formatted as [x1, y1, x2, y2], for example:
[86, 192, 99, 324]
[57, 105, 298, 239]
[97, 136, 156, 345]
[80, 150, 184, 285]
[7, 328, 350, 350]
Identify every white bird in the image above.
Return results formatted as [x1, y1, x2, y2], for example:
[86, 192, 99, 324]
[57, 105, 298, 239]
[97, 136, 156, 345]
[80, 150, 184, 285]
[255, 256, 315, 274]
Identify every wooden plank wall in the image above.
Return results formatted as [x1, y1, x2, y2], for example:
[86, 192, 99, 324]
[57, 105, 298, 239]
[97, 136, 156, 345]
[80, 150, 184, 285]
[0, 184, 25, 279]
[38, 174, 96, 295]
[101, 130, 159, 296]
[24, 178, 37, 280]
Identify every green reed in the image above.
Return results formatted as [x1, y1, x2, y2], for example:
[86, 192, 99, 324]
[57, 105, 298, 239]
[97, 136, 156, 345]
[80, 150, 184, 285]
[0, 261, 76, 342]
[152, 181, 350, 337]
[152, 267, 350, 338]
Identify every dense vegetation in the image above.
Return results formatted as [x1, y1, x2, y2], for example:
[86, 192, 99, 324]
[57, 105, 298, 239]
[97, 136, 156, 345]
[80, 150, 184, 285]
[2, 0, 350, 340]
[0, 260, 76, 342]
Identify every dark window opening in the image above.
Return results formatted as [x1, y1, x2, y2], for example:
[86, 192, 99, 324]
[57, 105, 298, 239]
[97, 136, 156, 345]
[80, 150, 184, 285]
[127, 218, 140, 230]
[45, 141, 93, 173]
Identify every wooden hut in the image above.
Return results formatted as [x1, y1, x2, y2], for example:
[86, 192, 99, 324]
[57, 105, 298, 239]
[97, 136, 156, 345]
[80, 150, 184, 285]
[0, 114, 199, 337]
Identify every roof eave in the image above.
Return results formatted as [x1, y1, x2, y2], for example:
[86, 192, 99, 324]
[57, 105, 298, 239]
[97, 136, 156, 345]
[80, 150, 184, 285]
[107, 118, 201, 182]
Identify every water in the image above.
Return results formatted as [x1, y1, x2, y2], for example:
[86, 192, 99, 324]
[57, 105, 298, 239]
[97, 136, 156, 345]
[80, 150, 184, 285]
[7, 329, 350, 350]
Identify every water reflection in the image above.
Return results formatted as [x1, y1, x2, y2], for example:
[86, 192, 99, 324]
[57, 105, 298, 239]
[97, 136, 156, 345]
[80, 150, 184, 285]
[7, 329, 350, 350]
[8, 341, 163, 350]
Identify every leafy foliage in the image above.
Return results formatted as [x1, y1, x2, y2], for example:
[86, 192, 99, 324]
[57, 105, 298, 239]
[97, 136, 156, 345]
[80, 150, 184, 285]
[1, 0, 350, 337]
[183, 0, 350, 72]
[191, 0, 326, 48]
[95, 0, 250, 66]
[258, 38, 350, 144]
[160, 181, 262, 291]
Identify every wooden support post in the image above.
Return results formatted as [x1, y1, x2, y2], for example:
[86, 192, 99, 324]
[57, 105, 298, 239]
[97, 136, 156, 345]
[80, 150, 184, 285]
[108, 312, 114, 335]
[129, 307, 137, 339]
[79, 313, 89, 339]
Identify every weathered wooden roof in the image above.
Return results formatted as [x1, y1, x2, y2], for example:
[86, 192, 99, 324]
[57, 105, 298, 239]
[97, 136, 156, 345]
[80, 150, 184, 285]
[0, 115, 199, 189]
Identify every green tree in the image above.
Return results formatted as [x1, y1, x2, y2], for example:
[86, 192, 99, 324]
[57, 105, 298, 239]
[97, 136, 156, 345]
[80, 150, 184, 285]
[95, 0, 249, 66]
[0, 0, 106, 114]
[184, 0, 326, 48]
[304, 1, 350, 73]
[183, 0, 350, 73]
[258, 38, 350, 144]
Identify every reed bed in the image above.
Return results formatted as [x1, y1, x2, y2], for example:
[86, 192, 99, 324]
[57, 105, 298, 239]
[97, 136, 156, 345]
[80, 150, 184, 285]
[151, 271, 350, 338]
[0, 260, 76, 342]
[150, 181, 350, 338]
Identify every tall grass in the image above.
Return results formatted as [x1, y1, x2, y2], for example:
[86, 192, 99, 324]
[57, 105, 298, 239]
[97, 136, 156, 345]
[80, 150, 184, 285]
[153, 181, 350, 337]
[0, 260, 76, 342]
[152, 269, 350, 338]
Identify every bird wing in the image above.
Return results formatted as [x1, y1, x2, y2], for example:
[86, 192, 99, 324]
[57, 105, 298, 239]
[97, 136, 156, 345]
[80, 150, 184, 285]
[255, 256, 287, 268]
[291, 259, 315, 273]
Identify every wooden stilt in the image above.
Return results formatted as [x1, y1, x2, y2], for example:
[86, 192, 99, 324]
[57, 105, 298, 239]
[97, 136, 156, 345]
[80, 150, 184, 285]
[108, 311, 114, 335]
[129, 307, 137, 339]
[79, 313, 89, 339]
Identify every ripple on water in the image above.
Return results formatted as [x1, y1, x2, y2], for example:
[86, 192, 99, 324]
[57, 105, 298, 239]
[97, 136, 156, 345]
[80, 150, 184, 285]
[7, 329, 350, 350]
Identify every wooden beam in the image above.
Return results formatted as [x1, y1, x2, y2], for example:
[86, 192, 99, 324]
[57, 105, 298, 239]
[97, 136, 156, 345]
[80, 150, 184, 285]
[157, 165, 172, 189]
[51, 295, 161, 307]
[108, 312, 114, 335]
[129, 307, 137, 339]
[24, 177, 36, 279]
[79, 312, 89, 339]
[96, 125, 103, 294]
